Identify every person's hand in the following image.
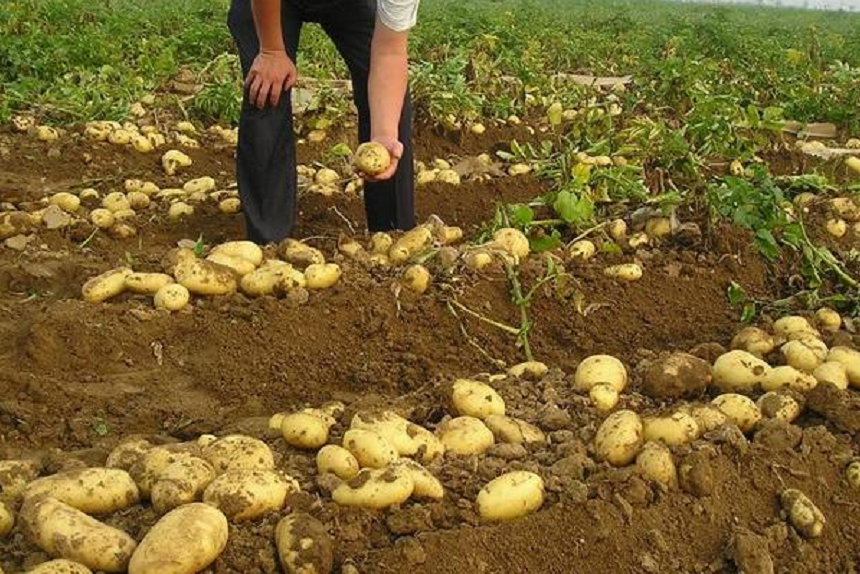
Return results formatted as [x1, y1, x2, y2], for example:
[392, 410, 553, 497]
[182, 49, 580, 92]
[363, 136, 403, 182]
[245, 49, 297, 109]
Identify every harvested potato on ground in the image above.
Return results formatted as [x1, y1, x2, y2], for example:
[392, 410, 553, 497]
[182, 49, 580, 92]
[773, 316, 819, 342]
[636, 442, 677, 487]
[761, 365, 817, 392]
[126, 191, 151, 211]
[569, 240, 596, 261]
[350, 411, 420, 456]
[464, 250, 493, 270]
[438, 416, 495, 456]
[281, 239, 325, 268]
[102, 192, 131, 213]
[24, 468, 140, 515]
[317, 445, 360, 480]
[218, 197, 241, 214]
[451, 379, 505, 419]
[0, 459, 41, 502]
[410, 425, 446, 464]
[280, 412, 333, 450]
[781, 489, 825, 539]
[712, 350, 770, 393]
[130, 447, 198, 499]
[353, 142, 391, 176]
[154, 283, 190, 312]
[508, 163, 532, 176]
[757, 392, 802, 423]
[392, 459, 444, 500]
[161, 150, 193, 176]
[151, 457, 216, 515]
[731, 327, 776, 358]
[26, 559, 94, 574]
[203, 469, 299, 521]
[645, 217, 672, 239]
[0, 500, 13, 537]
[370, 232, 394, 254]
[343, 430, 399, 468]
[81, 267, 132, 303]
[594, 410, 643, 467]
[589, 383, 620, 412]
[241, 261, 305, 297]
[815, 308, 841, 331]
[686, 405, 728, 434]
[128, 503, 227, 574]
[712, 394, 761, 433]
[389, 227, 433, 264]
[201, 435, 274, 474]
[642, 413, 700, 446]
[476, 471, 544, 521]
[847, 461, 860, 489]
[304, 263, 341, 289]
[484, 415, 545, 444]
[813, 361, 849, 390]
[436, 169, 461, 185]
[174, 253, 237, 296]
[106, 439, 152, 471]
[275, 513, 334, 574]
[206, 251, 256, 276]
[826, 346, 860, 387]
[332, 467, 414, 509]
[508, 361, 548, 379]
[209, 241, 263, 266]
[604, 263, 642, 282]
[49, 192, 80, 213]
[491, 228, 529, 260]
[781, 338, 828, 373]
[168, 201, 194, 221]
[183, 177, 215, 195]
[642, 352, 712, 399]
[436, 225, 463, 245]
[401, 264, 431, 294]
[315, 168, 340, 185]
[21, 496, 137, 573]
[125, 272, 173, 295]
[574, 355, 628, 393]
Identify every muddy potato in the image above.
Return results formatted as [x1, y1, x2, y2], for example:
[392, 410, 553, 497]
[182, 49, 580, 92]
[712, 394, 761, 433]
[773, 316, 819, 342]
[81, 267, 132, 303]
[712, 350, 770, 393]
[174, 253, 237, 296]
[241, 261, 305, 297]
[589, 383, 620, 412]
[281, 239, 325, 268]
[847, 461, 860, 489]
[183, 177, 215, 195]
[370, 232, 394, 254]
[218, 197, 241, 214]
[21, 496, 137, 573]
[343, 430, 399, 468]
[392, 460, 444, 500]
[492, 228, 530, 260]
[130, 447, 197, 498]
[815, 307, 842, 331]
[275, 513, 333, 574]
[436, 169, 461, 185]
[203, 469, 299, 521]
[126, 191, 150, 211]
[781, 337, 827, 373]
[686, 405, 728, 433]
[436, 225, 463, 245]
[636, 442, 677, 487]
[508, 163, 531, 176]
[484, 415, 545, 445]
[304, 263, 341, 289]
[568, 240, 597, 261]
[105, 439, 152, 471]
[628, 232, 650, 249]
[350, 411, 418, 456]
[401, 264, 431, 294]
[24, 468, 139, 515]
[604, 263, 642, 282]
[642, 413, 700, 446]
[731, 327, 776, 358]
[645, 217, 672, 239]
[476, 471, 544, 522]
[507, 361, 548, 379]
[353, 142, 390, 176]
[102, 192, 131, 213]
[594, 410, 643, 467]
[210, 241, 263, 266]
[389, 226, 433, 264]
[206, 251, 256, 276]
[0, 460, 40, 503]
[464, 250, 493, 270]
[332, 467, 414, 509]
[451, 379, 505, 419]
[168, 201, 194, 221]
[826, 346, 860, 387]
[438, 416, 495, 456]
[49, 192, 80, 213]
[813, 361, 850, 390]
[761, 365, 817, 392]
[161, 149, 193, 175]
[757, 392, 802, 423]
[0, 500, 13, 537]
[410, 425, 446, 464]
[316, 445, 359, 480]
[26, 559, 93, 574]
[124, 272, 173, 295]
[150, 457, 216, 515]
[153, 283, 190, 312]
[201, 435, 274, 474]
[781, 489, 825, 539]
[128, 503, 227, 574]
[608, 219, 627, 240]
[89, 207, 114, 227]
[280, 412, 332, 450]
[574, 355, 627, 393]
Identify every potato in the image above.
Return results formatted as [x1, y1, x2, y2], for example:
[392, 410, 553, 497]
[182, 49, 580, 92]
[128, 503, 227, 574]
[781, 489, 825, 539]
[280, 412, 332, 450]
[642, 413, 700, 446]
[507, 361, 548, 380]
[36, 125, 60, 142]
[132, 135, 154, 153]
[416, 170, 437, 185]
[24, 468, 139, 514]
[392, 460, 444, 500]
[113, 208, 137, 222]
[174, 255, 237, 296]
[150, 457, 216, 515]
[304, 263, 341, 289]
[339, 238, 364, 258]
[350, 411, 419, 456]
[343, 430, 399, 468]
[0, 500, 13, 537]
[315, 168, 340, 185]
[608, 219, 627, 240]
[781, 337, 827, 373]
[109, 129, 133, 145]
[50, 192, 80, 213]
[437, 169, 461, 185]
[451, 379, 505, 419]
[124, 272, 173, 295]
[847, 461, 860, 489]
[492, 228, 529, 260]
[316, 445, 359, 480]
[389, 227, 433, 264]
[162, 150, 193, 176]
[815, 308, 842, 332]
[829, 196, 860, 220]
[464, 250, 493, 270]
[686, 405, 728, 433]
[131, 447, 201, 499]
[353, 142, 391, 176]
[203, 469, 299, 521]
[370, 232, 393, 254]
[436, 225, 463, 245]
[81, 267, 132, 303]
[241, 261, 305, 297]
[773, 316, 819, 341]
[757, 392, 802, 423]
[594, 410, 643, 467]
[712, 394, 761, 433]
[826, 219, 848, 238]
[168, 201, 194, 221]
[438, 416, 495, 456]
[275, 513, 333, 574]
[712, 350, 770, 393]
[201, 435, 274, 474]
[281, 239, 325, 268]
[21, 496, 137, 573]
[219, 197, 242, 214]
[484, 415, 545, 445]
[153, 283, 190, 312]
[628, 232, 650, 249]
[409, 425, 446, 464]
[573, 355, 627, 393]
[731, 327, 776, 358]
[125, 191, 151, 211]
[332, 467, 414, 509]
[105, 439, 152, 471]
[636, 442, 677, 487]
[102, 192, 131, 213]
[604, 263, 642, 282]
[476, 471, 544, 521]
[589, 383, 620, 412]
[569, 240, 596, 261]
[79, 188, 100, 203]
[26, 559, 93, 574]
[645, 217, 672, 239]
[761, 365, 818, 392]
[206, 251, 256, 276]
[508, 163, 532, 177]
[401, 264, 431, 294]
[183, 177, 215, 195]
[826, 346, 860, 388]
[813, 361, 849, 390]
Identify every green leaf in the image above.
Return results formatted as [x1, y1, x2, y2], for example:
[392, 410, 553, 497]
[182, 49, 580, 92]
[741, 302, 757, 323]
[547, 102, 563, 127]
[727, 281, 747, 306]
[508, 204, 535, 227]
[329, 143, 352, 158]
[601, 242, 623, 255]
[530, 230, 562, 253]
[754, 228, 780, 260]
[553, 190, 594, 225]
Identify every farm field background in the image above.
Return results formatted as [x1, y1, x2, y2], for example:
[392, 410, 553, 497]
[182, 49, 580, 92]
[2, 0, 860, 573]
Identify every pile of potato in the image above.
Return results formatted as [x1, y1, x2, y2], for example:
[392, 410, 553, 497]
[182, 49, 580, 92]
[81, 240, 342, 309]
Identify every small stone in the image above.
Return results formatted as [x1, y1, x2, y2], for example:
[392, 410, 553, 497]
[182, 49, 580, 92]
[729, 528, 774, 574]
[285, 287, 309, 307]
[42, 205, 71, 229]
[395, 537, 427, 565]
[47, 147, 61, 158]
[486, 443, 527, 461]
[539, 405, 571, 430]
[4, 234, 32, 251]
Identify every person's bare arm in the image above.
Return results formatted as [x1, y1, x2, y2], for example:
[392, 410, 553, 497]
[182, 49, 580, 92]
[246, 0, 298, 109]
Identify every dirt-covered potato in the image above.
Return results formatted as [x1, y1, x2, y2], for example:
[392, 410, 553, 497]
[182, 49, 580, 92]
[491, 228, 530, 261]
[757, 392, 802, 423]
[174, 251, 237, 296]
[125, 272, 173, 295]
[773, 316, 819, 342]
[847, 461, 860, 489]
[389, 226, 433, 264]
[105, 439, 152, 471]
[569, 240, 596, 261]
[26, 559, 94, 574]
[712, 350, 770, 393]
[730, 327, 776, 358]
[128, 503, 228, 574]
[438, 416, 495, 456]
[349, 411, 420, 456]
[636, 442, 677, 487]
[168, 201, 194, 221]
[81, 267, 132, 303]
[594, 410, 643, 467]
[685, 405, 728, 434]
[206, 251, 256, 276]
[712, 394, 761, 433]
[574, 355, 627, 394]
[280, 411, 333, 450]
[589, 383, 620, 412]
[90, 208, 115, 229]
[604, 263, 643, 282]
[21, 496, 137, 573]
[201, 435, 274, 474]
[126, 191, 151, 211]
[182, 176, 215, 195]
[0, 459, 41, 503]
[813, 361, 850, 390]
[150, 457, 216, 515]
[343, 430, 399, 468]
[642, 353, 710, 399]
[815, 307, 842, 332]
[161, 149, 193, 176]
[484, 415, 545, 445]
[781, 489, 825, 539]
[781, 337, 827, 373]
[0, 500, 13, 538]
[435, 225, 463, 245]
[203, 469, 299, 522]
[391, 460, 444, 500]
[218, 197, 241, 214]
[761, 365, 817, 392]
[275, 513, 334, 574]
[316, 445, 359, 480]
[102, 192, 131, 213]
[369, 232, 393, 255]
[476, 471, 544, 521]
[507, 361, 548, 379]
[49, 192, 80, 213]
[332, 467, 414, 509]
[281, 239, 325, 268]
[401, 264, 431, 294]
[642, 412, 700, 446]
[304, 263, 341, 289]
[241, 261, 306, 297]
[24, 468, 140, 515]
[410, 425, 447, 464]
[352, 142, 391, 176]
[826, 346, 860, 387]
[153, 283, 190, 311]
[130, 447, 199, 498]
[451, 379, 505, 419]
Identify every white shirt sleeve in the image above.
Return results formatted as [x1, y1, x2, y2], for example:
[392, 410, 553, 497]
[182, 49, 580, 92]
[377, 0, 420, 32]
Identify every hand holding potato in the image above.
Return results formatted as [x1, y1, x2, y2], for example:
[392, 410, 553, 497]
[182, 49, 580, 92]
[354, 140, 398, 181]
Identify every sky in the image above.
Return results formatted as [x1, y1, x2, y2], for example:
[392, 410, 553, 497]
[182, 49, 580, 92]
[676, 0, 860, 9]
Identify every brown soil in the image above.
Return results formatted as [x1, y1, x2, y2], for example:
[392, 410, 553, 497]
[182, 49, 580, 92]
[1, 126, 859, 574]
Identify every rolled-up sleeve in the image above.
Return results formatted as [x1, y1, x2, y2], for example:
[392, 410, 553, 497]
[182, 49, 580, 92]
[378, 0, 420, 32]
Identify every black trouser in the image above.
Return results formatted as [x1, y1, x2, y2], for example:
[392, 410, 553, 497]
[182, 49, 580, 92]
[228, 0, 416, 244]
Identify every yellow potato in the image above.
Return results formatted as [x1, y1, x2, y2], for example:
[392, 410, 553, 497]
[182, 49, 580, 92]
[437, 416, 495, 456]
[435, 225, 463, 245]
[569, 240, 596, 261]
[813, 361, 849, 390]
[24, 468, 140, 515]
[826, 346, 860, 388]
[451, 379, 505, 419]
[712, 350, 770, 392]
[636, 442, 676, 487]
[203, 469, 300, 522]
[484, 415, 545, 445]
[105, 439, 152, 471]
[401, 264, 431, 294]
[389, 226, 433, 264]
[436, 169, 461, 185]
[0, 459, 39, 504]
[128, 503, 228, 574]
[642, 413, 700, 446]
[508, 163, 532, 177]
[781, 338, 827, 373]
[685, 405, 728, 434]
[108, 129, 133, 145]
[174, 255, 237, 296]
[304, 263, 342, 289]
[315, 168, 340, 185]
[350, 411, 419, 456]
[712, 394, 761, 433]
[0, 500, 13, 538]
[392, 459, 444, 500]
[281, 239, 325, 268]
[815, 308, 842, 332]
[206, 251, 256, 276]
[102, 192, 131, 213]
[113, 208, 137, 222]
[280, 412, 332, 450]
[757, 392, 802, 423]
[125, 272, 174, 295]
[476, 471, 544, 521]
[773, 316, 819, 342]
[332, 467, 414, 509]
[370, 232, 394, 254]
[26, 559, 93, 574]
[49, 193, 80, 213]
[731, 327, 776, 358]
[604, 263, 643, 281]
[416, 169, 437, 185]
[150, 457, 216, 515]
[492, 228, 530, 260]
[573, 355, 627, 393]
[645, 217, 672, 239]
[342, 430, 399, 468]
[219, 198, 241, 214]
[154, 283, 190, 312]
[826, 219, 848, 238]
[781, 489, 825, 539]
[130, 447, 198, 499]
[594, 410, 643, 467]
[132, 135, 154, 153]
[240, 261, 305, 297]
[161, 150, 193, 176]
[79, 188, 100, 203]
[353, 142, 391, 176]
[201, 435, 274, 474]
[275, 514, 333, 574]
[589, 383, 620, 412]
[81, 267, 132, 303]
[846, 461, 860, 489]
[409, 425, 446, 464]
[182, 177, 215, 195]
[608, 219, 627, 240]
[508, 361, 548, 379]
[316, 445, 360, 480]
[168, 201, 194, 221]
[21, 496, 137, 573]
[761, 365, 818, 392]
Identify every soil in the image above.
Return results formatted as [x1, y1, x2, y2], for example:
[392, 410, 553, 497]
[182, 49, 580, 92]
[1, 124, 859, 574]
